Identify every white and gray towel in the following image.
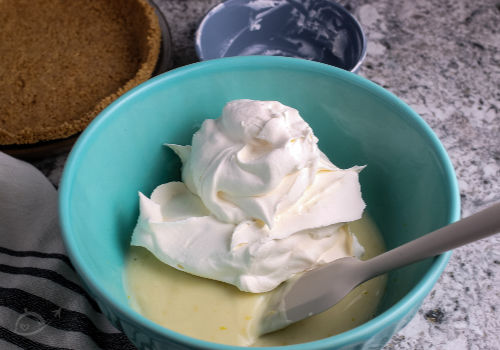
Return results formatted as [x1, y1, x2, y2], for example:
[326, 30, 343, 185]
[0, 152, 136, 350]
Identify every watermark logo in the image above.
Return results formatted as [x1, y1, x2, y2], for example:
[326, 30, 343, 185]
[14, 308, 61, 336]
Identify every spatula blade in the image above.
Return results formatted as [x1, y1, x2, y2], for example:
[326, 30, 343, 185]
[259, 257, 364, 335]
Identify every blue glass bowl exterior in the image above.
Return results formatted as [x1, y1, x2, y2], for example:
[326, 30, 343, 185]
[195, 0, 366, 72]
[60, 56, 460, 350]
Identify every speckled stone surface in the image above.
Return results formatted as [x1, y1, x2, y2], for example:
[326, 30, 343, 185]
[31, 0, 500, 348]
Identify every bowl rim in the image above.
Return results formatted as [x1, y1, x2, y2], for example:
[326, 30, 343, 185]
[59, 55, 460, 350]
[194, 0, 367, 73]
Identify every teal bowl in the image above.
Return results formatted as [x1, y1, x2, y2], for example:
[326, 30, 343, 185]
[59, 56, 460, 350]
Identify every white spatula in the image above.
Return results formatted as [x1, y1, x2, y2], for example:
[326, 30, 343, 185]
[259, 202, 500, 335]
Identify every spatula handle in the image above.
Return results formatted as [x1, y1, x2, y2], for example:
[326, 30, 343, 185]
[363, 202, 500, 279]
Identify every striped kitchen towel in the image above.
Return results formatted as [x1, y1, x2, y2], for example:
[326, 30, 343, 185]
[0, 152, 136, 350]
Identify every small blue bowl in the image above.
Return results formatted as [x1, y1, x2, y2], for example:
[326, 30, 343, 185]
[195, 0, 366, 72]
[60, 56, 459, 350]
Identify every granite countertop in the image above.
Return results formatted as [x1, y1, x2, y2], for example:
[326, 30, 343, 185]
[32, 0, 500, 348]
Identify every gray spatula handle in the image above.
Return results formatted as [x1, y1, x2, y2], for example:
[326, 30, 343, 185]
[363, 202, 500, 279]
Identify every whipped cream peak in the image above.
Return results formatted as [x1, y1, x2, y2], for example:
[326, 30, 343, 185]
[180, 99, 325, 228]
[132, 99, 366, 293]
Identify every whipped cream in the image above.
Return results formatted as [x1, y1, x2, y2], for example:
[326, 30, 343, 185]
[131, 99, 366, 293]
